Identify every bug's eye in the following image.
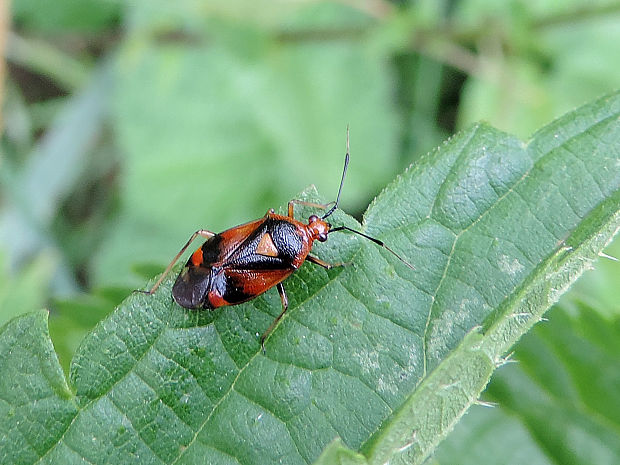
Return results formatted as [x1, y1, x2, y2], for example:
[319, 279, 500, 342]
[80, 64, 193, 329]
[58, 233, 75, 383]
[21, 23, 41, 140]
[309, 214, 319, 223]
[318, 232, 328, 242]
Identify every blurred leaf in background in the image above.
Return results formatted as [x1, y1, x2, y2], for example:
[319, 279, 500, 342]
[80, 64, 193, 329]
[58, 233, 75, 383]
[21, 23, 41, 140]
[1, 0, 619, 462]
[434, 259, 620, 465]
[102, 1, 401, 288]
[0, 251, 54, 326]
[13, 0, 119, 32]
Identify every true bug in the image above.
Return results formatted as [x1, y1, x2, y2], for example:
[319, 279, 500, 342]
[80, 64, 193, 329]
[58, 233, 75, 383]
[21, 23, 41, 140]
[145, 130, 413, 350]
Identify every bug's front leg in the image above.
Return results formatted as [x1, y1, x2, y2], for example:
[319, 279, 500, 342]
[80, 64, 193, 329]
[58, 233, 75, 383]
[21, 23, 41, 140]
[307, 255, 347, 269]
[260, 282, 289, 353]
[287, 200, 335, 218]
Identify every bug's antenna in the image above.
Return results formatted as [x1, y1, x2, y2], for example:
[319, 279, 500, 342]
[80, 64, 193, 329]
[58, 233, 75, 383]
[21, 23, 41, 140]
[322, 126, 350, 220]
[329, 225, 415, 270]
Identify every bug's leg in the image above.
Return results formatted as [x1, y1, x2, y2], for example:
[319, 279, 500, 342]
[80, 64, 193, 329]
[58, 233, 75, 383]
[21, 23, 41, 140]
[260, 282, 289, 353]
[307, 254, 347, 269]
[140, 229, 215, 296]
[287, 200, 335, 218]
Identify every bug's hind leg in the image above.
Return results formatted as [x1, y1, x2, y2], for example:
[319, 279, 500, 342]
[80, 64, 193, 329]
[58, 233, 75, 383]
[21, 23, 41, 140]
[138, 229, 215, 296]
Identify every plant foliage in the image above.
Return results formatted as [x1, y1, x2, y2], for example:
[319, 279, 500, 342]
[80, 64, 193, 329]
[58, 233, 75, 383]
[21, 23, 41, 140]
[1, 92, 619, 464]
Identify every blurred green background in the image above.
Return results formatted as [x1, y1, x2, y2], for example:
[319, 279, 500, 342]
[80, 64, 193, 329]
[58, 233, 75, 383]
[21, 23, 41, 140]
[1, 0, 619, 462]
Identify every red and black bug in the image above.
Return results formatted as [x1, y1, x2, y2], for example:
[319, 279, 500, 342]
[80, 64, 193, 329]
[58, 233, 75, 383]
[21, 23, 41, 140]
[145, 131, 413, 350]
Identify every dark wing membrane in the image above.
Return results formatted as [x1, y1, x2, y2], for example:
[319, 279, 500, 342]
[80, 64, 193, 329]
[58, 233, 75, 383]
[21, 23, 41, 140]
[172, 265, 213, 309]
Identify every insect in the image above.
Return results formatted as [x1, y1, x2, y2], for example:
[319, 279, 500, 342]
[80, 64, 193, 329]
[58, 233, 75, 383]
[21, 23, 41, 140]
[144, 130, 413, 351]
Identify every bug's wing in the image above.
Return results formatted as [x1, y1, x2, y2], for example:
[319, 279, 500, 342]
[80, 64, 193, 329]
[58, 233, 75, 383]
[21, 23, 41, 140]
[215, 217, 269, 263]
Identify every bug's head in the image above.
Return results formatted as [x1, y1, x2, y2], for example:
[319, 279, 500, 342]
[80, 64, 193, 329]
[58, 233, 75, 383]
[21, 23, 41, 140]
[308, 214, 330, 242]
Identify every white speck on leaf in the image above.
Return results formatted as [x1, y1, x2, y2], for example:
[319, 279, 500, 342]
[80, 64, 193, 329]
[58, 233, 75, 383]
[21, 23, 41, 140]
[498, 255, 524, 276]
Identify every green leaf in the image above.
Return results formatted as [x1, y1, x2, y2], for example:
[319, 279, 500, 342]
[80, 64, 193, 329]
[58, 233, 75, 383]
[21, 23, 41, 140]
[360, 92, 620, 465]
[0, 311, 77, 465]
[1, 92, 619, 464]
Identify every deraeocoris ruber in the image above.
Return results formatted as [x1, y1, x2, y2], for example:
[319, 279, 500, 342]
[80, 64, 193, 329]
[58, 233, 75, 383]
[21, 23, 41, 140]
[145, 130, 413, 350]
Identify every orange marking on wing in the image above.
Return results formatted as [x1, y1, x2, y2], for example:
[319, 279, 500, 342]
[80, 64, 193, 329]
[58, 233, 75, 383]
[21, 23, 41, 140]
[190, 247, 203, 266]
[256, 233, 279, 257]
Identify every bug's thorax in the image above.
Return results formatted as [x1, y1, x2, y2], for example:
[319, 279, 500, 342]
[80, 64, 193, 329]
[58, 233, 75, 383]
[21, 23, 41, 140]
[263, 210, 330, 245]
